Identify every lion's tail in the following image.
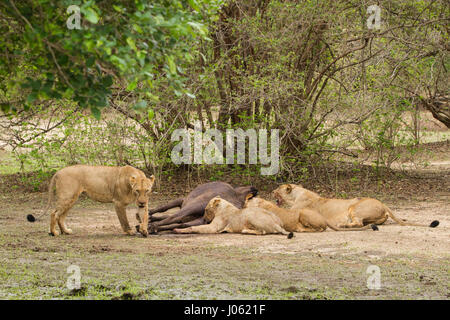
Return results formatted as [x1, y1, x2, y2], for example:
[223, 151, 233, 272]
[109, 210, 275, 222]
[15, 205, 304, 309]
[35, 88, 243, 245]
[385, 206, 439, 228]
[326, 222, 379, 232]
[26, 173, 57, 222]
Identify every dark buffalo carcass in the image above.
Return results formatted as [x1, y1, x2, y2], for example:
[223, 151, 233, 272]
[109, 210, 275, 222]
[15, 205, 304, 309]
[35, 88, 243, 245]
[145, 182, 258, 234]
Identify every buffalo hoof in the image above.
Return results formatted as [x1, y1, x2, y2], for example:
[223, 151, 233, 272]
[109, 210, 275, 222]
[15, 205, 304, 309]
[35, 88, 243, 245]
[148, 224, 158, 234]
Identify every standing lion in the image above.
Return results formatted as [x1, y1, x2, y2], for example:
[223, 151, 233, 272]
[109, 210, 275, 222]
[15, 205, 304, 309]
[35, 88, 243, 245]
[27, 165, 155, 237]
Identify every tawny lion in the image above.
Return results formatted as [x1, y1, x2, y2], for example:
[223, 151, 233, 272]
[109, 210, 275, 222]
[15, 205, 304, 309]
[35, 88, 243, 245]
[174, 196, 293, 237]
[27, 165, 155, 237]
[245, 197, 377, 232]
[273, 184, 439, 229]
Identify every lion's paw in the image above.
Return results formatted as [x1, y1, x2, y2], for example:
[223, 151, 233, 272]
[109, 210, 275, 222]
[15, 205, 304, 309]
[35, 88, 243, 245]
[49, 230, 60, 236]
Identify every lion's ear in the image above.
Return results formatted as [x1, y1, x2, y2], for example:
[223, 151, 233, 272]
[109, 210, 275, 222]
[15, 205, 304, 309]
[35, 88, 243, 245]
[243, 193, 253, 208]
[286, 184, 292, 194]
[212, 198, 221, 207]
[129, 175, 137, 187]
[148, 175, 155, 185]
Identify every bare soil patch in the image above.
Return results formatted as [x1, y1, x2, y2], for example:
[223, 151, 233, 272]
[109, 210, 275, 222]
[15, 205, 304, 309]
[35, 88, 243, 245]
[0, 141, 448, 299]
[0, 182, 448, 299]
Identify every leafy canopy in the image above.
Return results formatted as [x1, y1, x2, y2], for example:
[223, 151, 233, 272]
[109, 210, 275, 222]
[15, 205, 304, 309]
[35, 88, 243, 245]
[0, 0, 222, 118]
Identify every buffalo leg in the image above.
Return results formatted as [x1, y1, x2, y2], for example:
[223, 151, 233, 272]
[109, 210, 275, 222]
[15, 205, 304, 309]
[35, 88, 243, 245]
[149, 213, 173, 222]
[148, 198, 184, 215]
[148, 203, 204, 233]
[137, 212, 173, 223]
[157, 217, 206, 232]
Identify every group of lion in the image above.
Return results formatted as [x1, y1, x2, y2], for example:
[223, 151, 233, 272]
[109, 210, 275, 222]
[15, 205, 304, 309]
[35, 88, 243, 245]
[174, 184, 439, 237]
[27, 165, 439, 237]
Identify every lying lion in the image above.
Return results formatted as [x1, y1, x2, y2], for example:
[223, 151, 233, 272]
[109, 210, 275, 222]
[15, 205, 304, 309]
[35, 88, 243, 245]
[173, 196, 292, 237]
[27, 165, 155, 237]
[245, 197, 377, 232]
[273, 184, 439, 229]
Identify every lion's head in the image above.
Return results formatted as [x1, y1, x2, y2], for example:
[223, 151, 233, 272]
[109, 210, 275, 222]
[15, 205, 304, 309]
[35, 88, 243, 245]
[130, 175, 155, 208]
[204, 196, 238, 223]
[272, 184, 306, 206]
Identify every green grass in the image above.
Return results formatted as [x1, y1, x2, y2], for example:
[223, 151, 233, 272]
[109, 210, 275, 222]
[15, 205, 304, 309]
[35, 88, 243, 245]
[0, 229, 448, 300]
[0, 150, 65, 176]
[0, 152, 22, 174]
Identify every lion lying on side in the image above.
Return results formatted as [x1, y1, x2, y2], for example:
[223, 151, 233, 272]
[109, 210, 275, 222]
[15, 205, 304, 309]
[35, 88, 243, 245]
[245, 197, 377, 232]
[27, 165, 155, 237]
[273, 184, 439, 229]
[173, 196, 292, 237]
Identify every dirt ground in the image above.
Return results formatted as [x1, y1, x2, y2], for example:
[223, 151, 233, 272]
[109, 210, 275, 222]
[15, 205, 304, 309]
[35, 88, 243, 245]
[0, 175, 448, 300]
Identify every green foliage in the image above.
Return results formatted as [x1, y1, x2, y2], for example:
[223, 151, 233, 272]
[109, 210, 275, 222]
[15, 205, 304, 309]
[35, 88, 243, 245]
[0, 0, 222, 115]
[0, 0, 447, 189]
[19, 169, 54, 192]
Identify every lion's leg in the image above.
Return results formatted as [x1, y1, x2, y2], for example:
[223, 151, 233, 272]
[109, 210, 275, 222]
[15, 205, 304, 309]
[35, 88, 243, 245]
[137, 204, 149, 237]
[57, 207, 74, 235]
[234, 220, 264, 235]
[299, 209, 328, 232]
[114, 203, 134, 235]
[51, 197, 78, 236]
[175, 223, 221, 234]
[241, 228, 264, 235]
[338, 217, 364, 228]
[58, 215, 72, 234]
[348, 205, 357, 223]
[51, 204, 73, 236]
[272, 224, 290, 235]
[348, 199, 387, 226]
[50, 209, 60, 236]
[295, 225, 323, 232]
[50, 179, 82, 236]
[338, 205, 364, 228]
[372, 215, 388, 225]
[56, 195, 80, 235]
[245, 214, 289, 235]
[337, 221, 364, 228]
[346, 219, 364, 228]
